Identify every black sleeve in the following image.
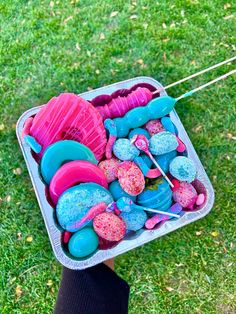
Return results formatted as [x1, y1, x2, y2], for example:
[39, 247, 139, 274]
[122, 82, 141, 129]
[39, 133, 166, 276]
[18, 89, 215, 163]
[54, 263, 130, 314]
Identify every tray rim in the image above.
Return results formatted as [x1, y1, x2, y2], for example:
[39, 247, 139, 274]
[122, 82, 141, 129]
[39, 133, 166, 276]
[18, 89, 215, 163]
[16, 76, 215, 269]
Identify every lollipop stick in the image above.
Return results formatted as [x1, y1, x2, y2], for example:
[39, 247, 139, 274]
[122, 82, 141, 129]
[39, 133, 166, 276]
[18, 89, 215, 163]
[133, 204, 180, 218]
[153, 56, 236, 96]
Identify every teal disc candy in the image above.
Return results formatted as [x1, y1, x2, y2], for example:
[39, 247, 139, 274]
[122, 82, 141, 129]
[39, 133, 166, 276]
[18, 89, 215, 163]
[56, 183, 113, 232]
[68, 228, 99, 258]
[41, 140, 97, 184]
[120, 209, 147, 231]
[109, 180, 136, 202]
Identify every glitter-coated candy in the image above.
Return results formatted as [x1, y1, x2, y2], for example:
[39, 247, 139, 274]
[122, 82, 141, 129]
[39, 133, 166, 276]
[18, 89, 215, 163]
[98, 158, 121, 183]
[128, 128, 150, 140]
[93, 212, 126, 241]
[169, 156, 197, 182]
[68, 228, 99, 258]
[149, 131, 178, 155]
[172, 181, 198, 209]
[117, 161, 145, 196]
[120, 209, 147, 231]
[113, 138, 140, 161]
[145, 119, 164, 136]
[56, 183, 113, 232]
[109, 180, 136, 202]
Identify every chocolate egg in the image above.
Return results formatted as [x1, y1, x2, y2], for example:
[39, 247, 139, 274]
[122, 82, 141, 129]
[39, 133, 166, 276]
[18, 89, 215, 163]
[118, 161, 145, 196]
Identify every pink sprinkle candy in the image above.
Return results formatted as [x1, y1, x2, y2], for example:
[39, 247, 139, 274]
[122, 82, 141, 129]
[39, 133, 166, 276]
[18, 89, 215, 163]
[98, 158, 121, 183]
[145, 119, 164, 136]
[171, 179, 180, 191]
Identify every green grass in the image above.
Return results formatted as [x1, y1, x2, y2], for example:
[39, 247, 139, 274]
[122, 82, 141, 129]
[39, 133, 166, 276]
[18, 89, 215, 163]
[0, 0, 236, 313]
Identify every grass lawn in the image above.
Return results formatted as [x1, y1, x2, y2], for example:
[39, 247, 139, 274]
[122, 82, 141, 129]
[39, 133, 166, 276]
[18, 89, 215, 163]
[0, 0, 235, 313]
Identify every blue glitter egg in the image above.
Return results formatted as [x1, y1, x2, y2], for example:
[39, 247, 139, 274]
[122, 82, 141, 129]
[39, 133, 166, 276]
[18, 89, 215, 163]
[169, 156, 197, 182]
[120, 209, 147, 231]
[56, 183, 113, 232]
[128, 128, 150, 140]
[113, 138, 140, 161]
[68, 227, 99, 258]
[149, 131, 178, 155]
[109, 180, 136, 202]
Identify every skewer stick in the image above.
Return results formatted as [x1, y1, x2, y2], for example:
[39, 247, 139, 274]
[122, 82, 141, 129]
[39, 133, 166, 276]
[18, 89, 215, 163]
[135, 205, 180, 218]
[153, 56, 236, 96]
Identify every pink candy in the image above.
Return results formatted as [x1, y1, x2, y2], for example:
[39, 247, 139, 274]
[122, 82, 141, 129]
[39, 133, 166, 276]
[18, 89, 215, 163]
[196, 193, 205, 206]
[98, 158, 121, 183]
[118, 161, 145, 196]
[145, 119, 164, 136]
[173, 182, 198, 209]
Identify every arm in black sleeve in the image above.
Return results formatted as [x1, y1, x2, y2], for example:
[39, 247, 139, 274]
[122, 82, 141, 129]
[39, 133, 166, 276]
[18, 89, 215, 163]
[54, 263, 130, 314]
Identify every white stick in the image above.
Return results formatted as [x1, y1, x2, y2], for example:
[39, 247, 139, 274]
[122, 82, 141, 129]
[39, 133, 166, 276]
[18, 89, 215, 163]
[153, 56, 236, 95]
[139, 206, 180, 218]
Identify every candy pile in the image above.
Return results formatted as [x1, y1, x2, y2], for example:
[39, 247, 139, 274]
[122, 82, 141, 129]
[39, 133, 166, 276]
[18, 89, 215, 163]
[23, 83, 206, 259]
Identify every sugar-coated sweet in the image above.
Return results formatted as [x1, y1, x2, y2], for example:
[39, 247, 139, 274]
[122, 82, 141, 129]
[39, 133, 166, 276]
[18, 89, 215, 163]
[56, 183, 113, 232]
[128, 128, 150, 140]
[172, 181, 198, 209]
[68, 228, 99, 258]
[169, 156, 197, 182]
[149, 131, 178, 155]
[93, 212, 126, 241]
[113, 138, 140, 161]
[98, 158, 121, 183]
[109, 180, 136, 201]
[120, 209, 147, 231]
[145, 119, 164, 136]
[118, 161, 145, 196]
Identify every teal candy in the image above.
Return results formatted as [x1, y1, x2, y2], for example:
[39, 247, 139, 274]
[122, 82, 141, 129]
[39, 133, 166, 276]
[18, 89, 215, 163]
[24, 135, 42, 153]
[41, 140, 98, 184]
[169, 156, 197, 182]
[137, 179, 173, 211]
[149, 131, 178, 155]
[68, 228, 99, 258]
[161, 117, 176, 134]
[56, 183, 113, 232]
[109, 180, 136, 202]
[120, 209, 147, 231]
[113, 138, 140, 161]
[113, 96, 176, 137]
[128, 128, 150, 140]
[155, 150, 177, 173]
[141, 154, 152, 168]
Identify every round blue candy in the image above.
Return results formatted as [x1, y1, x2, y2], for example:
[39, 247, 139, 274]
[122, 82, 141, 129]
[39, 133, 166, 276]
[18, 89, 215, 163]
[149, 131, 178, 155]
[169, 156, 197, 182]
[109, 180, 136, 202]
[68, 228, 99, 258]
[56, 183, 113, 232]
[113, 138, 140, 161]
[128, 128, 150, 140]
[120, 209, 147, 231]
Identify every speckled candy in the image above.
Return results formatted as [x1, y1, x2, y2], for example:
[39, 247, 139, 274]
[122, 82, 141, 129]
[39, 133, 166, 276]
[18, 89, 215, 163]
[109, 180, 136, 202]
[169, 156, 197, 182]
[113, 138, 140, 161]
[149, 131, 178, 155]
[56, 183, 113, 232]
[120, 209, 147, 231]
[172, 181, 198, 209]
[68, 227, 99, 258]
[93, 212, 126, 241]
[98, 158, 121, 183]
[117, 161, 145, 196]
[145, 119, 164, 136]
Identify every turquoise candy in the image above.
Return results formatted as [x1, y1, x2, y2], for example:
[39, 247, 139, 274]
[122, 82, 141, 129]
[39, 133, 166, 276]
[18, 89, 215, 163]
[149, 131, 178, 155]
[137, 179, 172, 211]
[169, 156, 197, 183]
[109, 180, 136, 202]
[41, 140, 97, 184]
[56, 183, 113, 232]
[155, 150, 177, 173]
[128, 128, 150, 140]
[24, 135, 42, 153]
[113, 138, 140, 161]
[113, 96, 176, 138]
[120, 209, 147, 231]
[161, 117, 176, 134]
[68, 228, 99, 258]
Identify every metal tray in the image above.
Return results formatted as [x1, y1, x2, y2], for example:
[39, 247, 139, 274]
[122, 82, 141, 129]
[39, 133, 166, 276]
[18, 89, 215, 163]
[16, 76, 214, 269]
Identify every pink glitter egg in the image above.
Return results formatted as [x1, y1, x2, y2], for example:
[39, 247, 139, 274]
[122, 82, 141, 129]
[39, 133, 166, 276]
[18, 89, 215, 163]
[173, 181, 198, 209]
[98, 158, 121, 183]
[117, 161, 145, 196]
[93, 212, 126, 241]
[145, 119, 164, 136]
